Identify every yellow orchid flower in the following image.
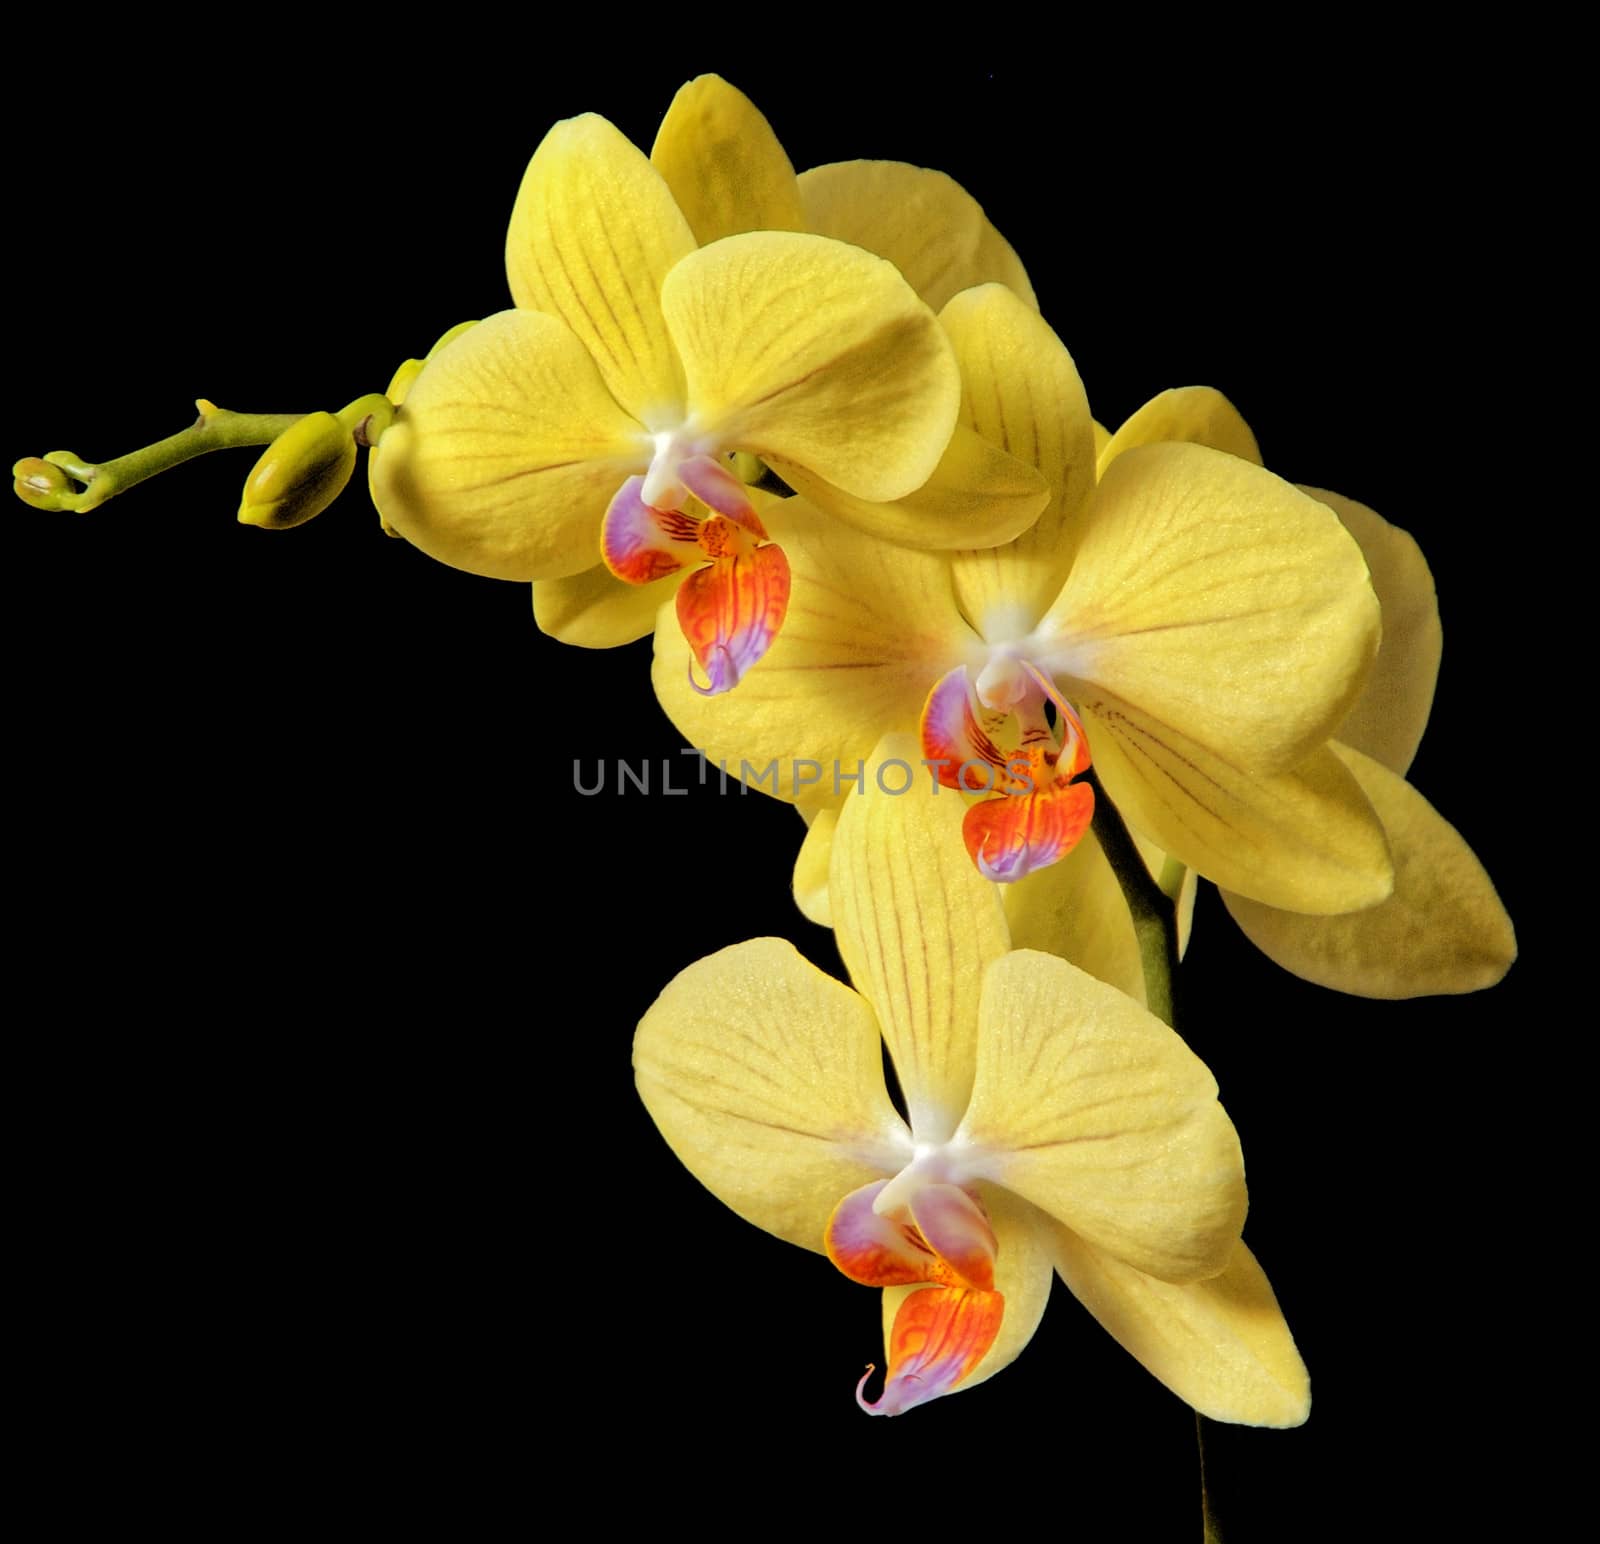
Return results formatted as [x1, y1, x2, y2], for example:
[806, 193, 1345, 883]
[635, 743, 1308, 1422]
[1070, 388, 1517, 998]
[531, 72, 1044, 653]
[654, 283, 1392, 917]
[371, 85, 1046, 695]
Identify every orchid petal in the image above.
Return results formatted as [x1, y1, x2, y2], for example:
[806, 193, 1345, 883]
[677, 541, 792, 696]
[957, 949, 1246, 1283]
[1086, 728, 1393, 914]
[532, 562, 684, 649]
[369, 310, 646, 582]
[1039, 443, 1382, 775]
[941, 285, 1097, 635]
[633, 938, 910, 1253]
[1004, 830, 1148, 1006]
[652, 500, 971, 799]
[830, 737, 1011, 1143]
[772, 423, 1049, 551]
[1050, 1228, 1310, 1427]
[857, 1287, 1006, 1416]
[793, 806, 838, 927]
[505, 114, 694, 427]
[660, 232, 959, 502]
[649, 75, 805, 246]
[798, 160, 1037, 313]
[1306, 487, 1442, 776]
[1222, 744, 1516, 997]
[1096, 387, 1263, 480]
[879, 1188, 1054, 1399]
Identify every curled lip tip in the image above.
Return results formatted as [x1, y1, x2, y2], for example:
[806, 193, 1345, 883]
[688, 643, 738, 697]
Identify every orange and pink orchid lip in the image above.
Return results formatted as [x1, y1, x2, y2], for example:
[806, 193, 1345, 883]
[826, 1177, 1006, 1415]
[920, 662, 1094, 882]
[601, 454, 791, 696]
[857, 1287, 1006, 1417]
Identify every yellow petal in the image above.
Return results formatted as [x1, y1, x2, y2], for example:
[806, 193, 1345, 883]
[1304, 487, 1442, 776]
[773, 423, 1048, 551]
[879, 1188, 1054, 1399]
[505, 114, 695, 428]
[370, 310, 646, 582]
[1096, 387, 1263, 480]
[633, 937, 909, 1253]
[793, 806, 837, 927]
[660, 232, 959, 501]
[830, 737, 1011, 1142]
[798, 160, 1037, 313]
[1050, 1228, 1310, 1427]
[941, 285, 1098, 634]
[1091, 420, 1112, 459]
[957, 949, 1246, 1283]
[1003, 830, 1148, 1006]
[651, 498, 971, 800]
[650, 75, 806, 246]
[532, 562, 684, 649]
[1222, 743, 1516, 997]
[1041, 443, 1382, 774]
[1087, 732, 1394, 913]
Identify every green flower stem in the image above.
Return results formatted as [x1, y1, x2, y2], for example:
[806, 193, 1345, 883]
[14, 401, 309, 513]
[1083, 779, 1223, 1543]
[1083, 768, 1179, 1029]
[1199, 1412, 1224, 1542]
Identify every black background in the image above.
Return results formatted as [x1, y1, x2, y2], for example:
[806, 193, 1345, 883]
[9, 40, 1536, 1538]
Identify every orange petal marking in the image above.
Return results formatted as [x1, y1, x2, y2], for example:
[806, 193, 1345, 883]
[964, 773, 1095, 883]
[678, 532, 791, 696]
[908, 1184, 997, 1292]
[1022, 660, 1091, 776]
[600, 475, 701, 585]
[856, 1287, 1006, 1416]
[826, 1179, 998, 1290]
[921, 666, 1008, 792]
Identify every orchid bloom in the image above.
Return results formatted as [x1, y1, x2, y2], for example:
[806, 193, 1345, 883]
[530, 73, 1047, 654]
[653, 283, 1392, 920]
[634, 744, 1309, 1421]
[1055, 389, 1515, 998]
[371, 84, 1044, 694]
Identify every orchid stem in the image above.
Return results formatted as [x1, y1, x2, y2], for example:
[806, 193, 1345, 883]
[1082, 769, 1179, 1029]
[1198, 1412, 1224, 1542]
[14, 401, 309, 514]
[1082, 778, 1225, 1542]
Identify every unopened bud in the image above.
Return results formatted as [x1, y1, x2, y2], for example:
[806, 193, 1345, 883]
[381, 320, 480, 409]
[238, 412, 356, 530]
[12, 456, 75, 509]
[728, 451, 766, 485]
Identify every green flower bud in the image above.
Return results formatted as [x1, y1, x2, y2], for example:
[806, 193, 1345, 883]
[12, 456, 75, 510]
[728, 451, 766, 486]
[238, 412, 356, 530]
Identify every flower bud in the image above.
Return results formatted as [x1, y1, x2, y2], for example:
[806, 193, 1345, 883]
[12, 456, 75, 510]
[238, 412, 356, 530]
